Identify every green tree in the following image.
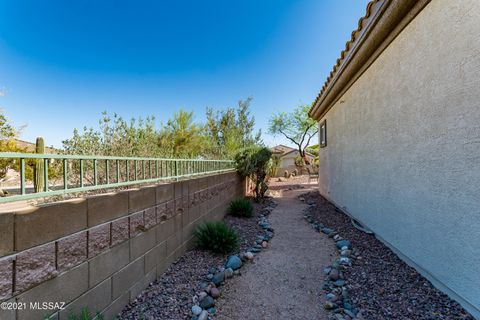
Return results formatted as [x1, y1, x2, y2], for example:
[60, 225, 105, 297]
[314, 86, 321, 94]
[63, 111, 160, 157]
[206, 98, 262, 158]
[268, 104, 317, 158]
[159, 110, 207, 158]
[0, 110, 25, 180]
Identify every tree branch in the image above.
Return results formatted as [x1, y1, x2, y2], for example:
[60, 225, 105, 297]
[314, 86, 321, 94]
[297, 123, 316, 157]
[278, 128, 301, 149]
[304, 129, 318, 151]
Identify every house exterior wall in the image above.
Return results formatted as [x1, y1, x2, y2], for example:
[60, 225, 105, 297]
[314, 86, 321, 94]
[317, 0, 480, 317]
[281, 157, 295, 168]
[276, 151, 315, 176]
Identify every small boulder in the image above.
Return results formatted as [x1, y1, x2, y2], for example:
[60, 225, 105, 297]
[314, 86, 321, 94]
[226, 255, 243, 270]
[321, 227, 333, 235]
[198, 292, 207, 301]
[210, 287, 221, 298]
[335, 240, 351, 250]
[333, 279, 345, 287]
[245, 252, 254, 260]
[224, 267, 234, 279]
[198, 310, 209, 320]
[212, 272, 225, 286]
[199, 295, 215, 309]
[329, 268, 339, 281]
[191, 305, 202, 316]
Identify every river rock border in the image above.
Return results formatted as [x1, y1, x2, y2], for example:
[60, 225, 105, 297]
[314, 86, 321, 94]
[189, 198, 277, 320]
[299, 195, 359, 320]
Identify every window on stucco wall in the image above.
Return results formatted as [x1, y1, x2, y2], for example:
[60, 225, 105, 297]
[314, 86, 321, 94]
[320, 120, 327, 148]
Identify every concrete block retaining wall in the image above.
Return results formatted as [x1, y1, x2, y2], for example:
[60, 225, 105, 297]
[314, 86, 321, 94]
[0, 171, 244, 320]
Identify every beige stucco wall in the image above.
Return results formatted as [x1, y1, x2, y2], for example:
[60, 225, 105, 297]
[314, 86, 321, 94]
[317, 0, 480, 317]
[280, 156, 295, 168]
[276, 152, 315, 176]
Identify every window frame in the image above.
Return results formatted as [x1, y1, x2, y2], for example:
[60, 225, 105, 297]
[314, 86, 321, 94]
[319, 119, 327, 148]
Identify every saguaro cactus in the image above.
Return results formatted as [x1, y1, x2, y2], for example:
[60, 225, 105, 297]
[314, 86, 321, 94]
[34, 137, 45, 192]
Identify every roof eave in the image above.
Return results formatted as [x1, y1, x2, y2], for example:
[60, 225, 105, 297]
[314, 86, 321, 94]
[309, 0, 431, 121]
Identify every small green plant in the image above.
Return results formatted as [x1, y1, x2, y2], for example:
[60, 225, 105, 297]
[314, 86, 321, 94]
[66, 308, 105, 320]
[194, 221, 238, 254]
[229, 198, 253, 218]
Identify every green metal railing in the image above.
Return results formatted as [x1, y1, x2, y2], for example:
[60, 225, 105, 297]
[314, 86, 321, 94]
[0, 152, 235, 203]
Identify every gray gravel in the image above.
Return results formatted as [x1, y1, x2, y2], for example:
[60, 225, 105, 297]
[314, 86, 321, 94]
[302, 191, 475, 320]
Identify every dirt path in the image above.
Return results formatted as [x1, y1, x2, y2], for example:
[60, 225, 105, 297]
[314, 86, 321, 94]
[216, 186, 337, 320]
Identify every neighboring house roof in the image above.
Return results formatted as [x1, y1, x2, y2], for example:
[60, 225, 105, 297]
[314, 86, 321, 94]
[279, 149, 315, 158]
[309, 0, 431, 120]
[271, 144, 295, 155]
[272, 144, 295, 151]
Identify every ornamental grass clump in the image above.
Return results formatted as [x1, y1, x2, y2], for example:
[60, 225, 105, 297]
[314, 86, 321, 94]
[194, 221, 238, 254]
[229, 198, 254, 218]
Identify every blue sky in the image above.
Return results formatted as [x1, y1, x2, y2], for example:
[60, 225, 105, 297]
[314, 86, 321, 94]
[0, 0, 369, 148]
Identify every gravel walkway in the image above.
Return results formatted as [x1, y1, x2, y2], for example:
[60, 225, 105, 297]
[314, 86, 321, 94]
[215, 186, 337, 320]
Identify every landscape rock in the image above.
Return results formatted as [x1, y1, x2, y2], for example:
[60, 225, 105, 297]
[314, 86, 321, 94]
[335, 240, 351, 250]
[198, 291, 208, 301]
[333, 279, 345, 287]
[198, 310, 209, 320]
[224, 267, 234, 279]
[226, 255, 242, 270]
[329, 268, 339, 281]
[199, 295, 215, 309]
[210, 287, 221, 298]
[322, 227, 334, 235]
[212, 271, 225, 286]
[191, 305, 202, 316]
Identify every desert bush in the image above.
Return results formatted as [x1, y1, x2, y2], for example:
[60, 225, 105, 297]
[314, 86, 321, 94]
[234, 146, 272, 201]
[294, 155, 305, 167]
[65, 308, 104, 320]
[194, 221, 238, 254]
[229, 198, 253, 218]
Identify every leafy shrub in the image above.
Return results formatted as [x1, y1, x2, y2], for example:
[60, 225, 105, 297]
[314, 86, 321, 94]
[234, 146, 272, 201]
[229, 198, 253, 218]
[294, 155, 305, 167]
[194, 221, 238, 254]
